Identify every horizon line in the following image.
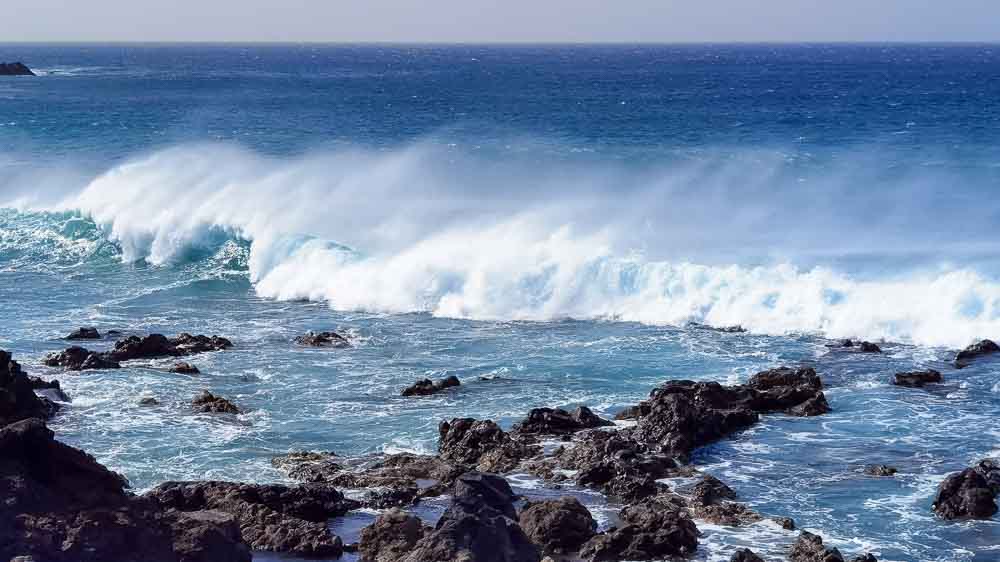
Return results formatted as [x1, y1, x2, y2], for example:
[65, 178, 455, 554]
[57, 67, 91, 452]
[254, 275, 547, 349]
[3, 40, 1000, 46]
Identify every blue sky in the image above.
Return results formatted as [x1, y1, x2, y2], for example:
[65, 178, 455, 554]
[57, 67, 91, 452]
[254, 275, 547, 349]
[6, 0, 1000, 42]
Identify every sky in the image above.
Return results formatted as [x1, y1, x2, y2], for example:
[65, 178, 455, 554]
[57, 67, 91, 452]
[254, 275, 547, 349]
[5, 0, 1000, 43]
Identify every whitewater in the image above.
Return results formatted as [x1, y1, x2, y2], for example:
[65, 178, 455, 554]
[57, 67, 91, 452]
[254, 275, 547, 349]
[3, 142, 999, 349]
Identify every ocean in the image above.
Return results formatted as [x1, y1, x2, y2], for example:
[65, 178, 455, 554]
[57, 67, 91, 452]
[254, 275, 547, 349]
[2, 43, 1000, 561]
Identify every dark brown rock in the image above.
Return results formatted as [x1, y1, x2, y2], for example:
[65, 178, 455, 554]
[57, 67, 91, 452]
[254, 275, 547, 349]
[788, 531, 844, 562]
[359, 509, 428, 562]
[1, 350, 60, 425]
[864, 465, 898, 477]
[579, 495, 699, 560]
[932, 465, 999, 519]
[438, 418, 539, 473]
[0, 419, 251, 562]
[44, 346, 121, 371]
[513, 406, 613, 435]
[955, 339, 1000, 368]
[192, 391, 240, 414]
[146, 480, 358, 557]
[731, 548, 765, 562]
[103, 333, 232, 362]
[170, 362, 200, 375]
[518, 497, 596, 555]
[402, 375, 460, 397]
[401, 472, 540, 562]
[893, 370, 942, 387]
[66, 326, 101, 340]
[294, 331, 350, 347]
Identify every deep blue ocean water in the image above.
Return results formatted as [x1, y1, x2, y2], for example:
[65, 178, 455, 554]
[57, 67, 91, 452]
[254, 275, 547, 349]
[2, 44, 1000, 561]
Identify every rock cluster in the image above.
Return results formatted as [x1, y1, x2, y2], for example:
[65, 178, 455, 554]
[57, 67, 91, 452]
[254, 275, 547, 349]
[45, 333, 232, 371]
[512, 405, 614, 435]
[192, 391, 240, 414]
[1, 350, 61, 425]
[892, 369, 942, 387]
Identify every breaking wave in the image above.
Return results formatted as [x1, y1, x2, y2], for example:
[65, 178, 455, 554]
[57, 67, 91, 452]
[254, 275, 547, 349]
[3, 141, 1000, 348]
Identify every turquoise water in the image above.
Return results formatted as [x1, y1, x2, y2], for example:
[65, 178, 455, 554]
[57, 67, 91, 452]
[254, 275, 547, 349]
[2, 44, 1000, 561]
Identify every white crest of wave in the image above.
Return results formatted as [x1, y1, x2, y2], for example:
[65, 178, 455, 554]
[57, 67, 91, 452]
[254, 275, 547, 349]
[39, 143, 1000, 349]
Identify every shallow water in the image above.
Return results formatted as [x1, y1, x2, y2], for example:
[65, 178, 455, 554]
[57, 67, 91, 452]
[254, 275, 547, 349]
[3, 44, 1000, 561]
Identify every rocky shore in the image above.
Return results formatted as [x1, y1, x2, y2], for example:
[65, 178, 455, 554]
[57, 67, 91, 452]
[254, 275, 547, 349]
[3, 332, 999, 561]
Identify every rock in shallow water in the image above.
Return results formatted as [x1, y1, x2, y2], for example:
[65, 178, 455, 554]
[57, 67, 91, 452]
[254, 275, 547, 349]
[932, 461, 1000, 520]
[513, 405, 613, 435]
[1, 350, 61, 425]
[892, 369, 942, 387]
[170, 361, 201, 374]
[359, 508, 429, 562]
[0, 62, 35, 75]
[402, 375, 460, 396]
[294, 331, 350, 347]
[730, 548, 764, 562]
[955, 339, 1000, 368]
[66, 326, 101, 339]
[438, 417, 540, 473]
[192, 391, 240, 414]
[579, 494, 699, 560]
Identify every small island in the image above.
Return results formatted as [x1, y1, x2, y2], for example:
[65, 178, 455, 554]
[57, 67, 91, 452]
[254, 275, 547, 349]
[0, 62, 35, 76]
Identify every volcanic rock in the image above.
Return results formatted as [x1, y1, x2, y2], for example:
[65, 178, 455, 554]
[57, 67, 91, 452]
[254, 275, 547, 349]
[402, 375, 460, 397]
[955, 339, 1000, 368]
[579, 495, 699, 560]
[0, 62, 35, 76]
[518, 497, 596, 555]
[892, 370, 942, 387]
[513, 406, 614, 435]
[294, 331, 350, 347]
[192, 391, 240, 414]
[66, 326, 101, 339]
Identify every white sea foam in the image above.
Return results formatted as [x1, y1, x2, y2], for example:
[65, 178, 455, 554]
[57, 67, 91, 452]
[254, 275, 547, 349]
[5, 142, 1000, 349]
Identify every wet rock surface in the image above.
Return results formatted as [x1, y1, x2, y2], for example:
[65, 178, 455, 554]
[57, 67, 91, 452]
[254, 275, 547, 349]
[513, 405, 614, 435]
[192, 391, 240, 414]
[1, 350, 60, 425]
[438, 417, 540, 472]
[892, 369, 942, 387]
[45, 333, 231, 371]
[146, 480, 358, 557]
[731, 548, 765, 562]
[359, 509, 429, 562]
[402, 375, 460, 396]
[170, 361, 201, 374]
[518, 497, 597, 555]
[955, 339, 1000, 367]
[864, 464, 898, 477]
[294, 331, 350, 347]
[932, 460, 1000, 519]
[788, 531, 845, 562]
[579, 495, 699, 561]
[66, 326, 101, 339]
[44, 345, 121, 371]
[401, 472, 541, 562]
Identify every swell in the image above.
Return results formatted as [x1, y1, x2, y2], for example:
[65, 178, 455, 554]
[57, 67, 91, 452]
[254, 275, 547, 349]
[3, 141, 1000, 348]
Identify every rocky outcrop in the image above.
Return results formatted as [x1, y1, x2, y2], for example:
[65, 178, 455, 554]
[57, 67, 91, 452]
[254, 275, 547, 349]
[731, 548, 764, 562]
[955, 339, 999, 367]
[402, 375, 460, 397]
[0, 418, 251, 562]
[171, 362, 200, 374]
[438, 418, 539, 473]
[518, 497, 596, 555]
[192, 391, 240, 414]
[864, 464, 898, 477]
[106, 333, 233, 362]
[833, 339, 881, 353]
[401, 472, 541, 562]
[788, 531, 844, 561]
[1, 350, 60, 425]
[294, 331, 350, 347]
[629, 367, 829, 457]
[44, 345, 121, 371]
[146, 480, 358, 557]
[45, 333, 230, 371]
[579, 495, 699, 560]
[0, 62, 35, 76]
[893, 369, 942, 387]
[932, 460, 1000, 520]
[513, 406, 614, 435]
[273, 451, 462, 505]
[359, 509, 429, 562]
[66, 326, 101, 339]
